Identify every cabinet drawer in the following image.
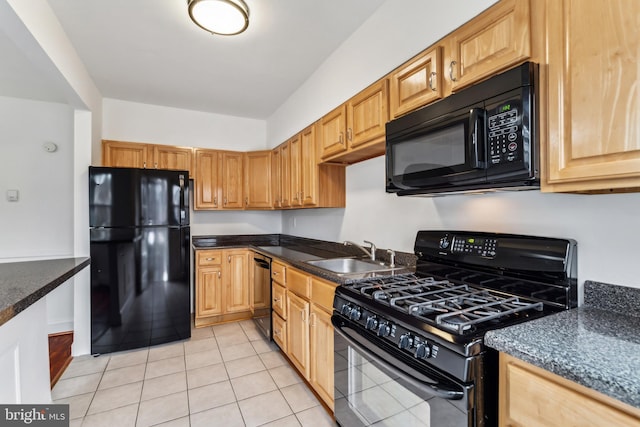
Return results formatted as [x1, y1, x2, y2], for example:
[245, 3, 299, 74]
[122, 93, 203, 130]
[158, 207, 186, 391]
[311, 277, 338, 312]
[272, 312, 287, 352]
[197, 250, 222, 266]
[287, 268, 310, 299]
[272, 283, 287, 319]
[272, 261, 287, 285]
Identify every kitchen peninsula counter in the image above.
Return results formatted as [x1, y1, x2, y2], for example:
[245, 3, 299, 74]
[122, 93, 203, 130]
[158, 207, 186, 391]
[0, 257, 90, 327]
[485, 281, 640, 410]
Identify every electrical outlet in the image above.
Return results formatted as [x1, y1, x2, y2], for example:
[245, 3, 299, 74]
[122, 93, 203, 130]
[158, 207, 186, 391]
[6, 190, 19, 202]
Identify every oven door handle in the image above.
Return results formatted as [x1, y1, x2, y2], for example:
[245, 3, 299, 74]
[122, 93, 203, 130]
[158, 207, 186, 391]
[334, 322, 465, 401]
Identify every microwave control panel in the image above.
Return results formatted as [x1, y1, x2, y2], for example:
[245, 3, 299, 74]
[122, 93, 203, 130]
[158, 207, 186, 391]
[487, 100, 523, 165]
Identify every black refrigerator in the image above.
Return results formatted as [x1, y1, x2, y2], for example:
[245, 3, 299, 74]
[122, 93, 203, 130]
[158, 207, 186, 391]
[89, 166, 191, 354]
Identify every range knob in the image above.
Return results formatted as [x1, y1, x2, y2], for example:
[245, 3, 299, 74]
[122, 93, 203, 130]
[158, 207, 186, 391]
[377, 322, 391, 337]
[340, 304, 352, 316]
[365, 316, 378, 331]
[398, 334, 413, 350]
[414, 343, 432, 359]
[349, 307, 362, 321]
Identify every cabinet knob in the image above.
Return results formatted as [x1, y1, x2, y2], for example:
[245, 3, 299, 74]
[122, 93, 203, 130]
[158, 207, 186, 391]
[428, 72, 437, 91]
[449, 61, 457, 82]
[217, 271, 221, 278]
[205, 257, 214, 261]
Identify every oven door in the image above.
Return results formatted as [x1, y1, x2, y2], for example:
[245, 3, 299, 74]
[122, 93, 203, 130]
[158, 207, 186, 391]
[333, 317, 476, 427]
[385, 103, 486, 193]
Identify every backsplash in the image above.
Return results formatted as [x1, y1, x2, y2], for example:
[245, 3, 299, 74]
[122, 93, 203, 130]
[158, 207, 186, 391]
[584, 281, 640, 317]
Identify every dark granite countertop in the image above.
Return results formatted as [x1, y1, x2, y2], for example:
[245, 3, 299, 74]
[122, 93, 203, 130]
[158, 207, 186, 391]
[485, 281, 640, 409]
[0, 257, 90, 327]
[192, 234, 416, 284]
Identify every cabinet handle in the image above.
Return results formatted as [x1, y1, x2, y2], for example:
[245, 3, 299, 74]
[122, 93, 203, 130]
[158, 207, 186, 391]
[339, 132, 344, 144]
[143, 161, 147, 168]
[301, 309, 306, 323]
[245, 197, 249, 206]
[217, 271, 221, 278]
[154, 162, 158, 168]
[310, 312, 316, 327]
[294, 192, 299, 201]
[347, 128, 353, 141]
[449, 61, 457, 82]
[205, 257, 214, 261]
[224, 197, 228, 205]
[273, 297, 280, 303]
[228, 255, 231, 263]
[273, 271, 279, 276]
[213, 196, 218, 206]
[428, 72, 437, 91]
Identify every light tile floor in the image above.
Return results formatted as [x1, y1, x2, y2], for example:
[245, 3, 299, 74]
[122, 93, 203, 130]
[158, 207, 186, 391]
[53, 320, 337, 427]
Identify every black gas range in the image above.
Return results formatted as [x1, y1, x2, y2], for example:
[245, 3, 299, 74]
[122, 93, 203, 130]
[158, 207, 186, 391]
[332, 230, 577, 427]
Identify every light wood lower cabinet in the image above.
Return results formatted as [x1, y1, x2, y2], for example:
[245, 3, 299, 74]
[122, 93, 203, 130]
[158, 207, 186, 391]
[309, 303, 334, 411]
[286, 291, 310, 378]
[195, 249, 251, 327]
[499, 353, 640, 427]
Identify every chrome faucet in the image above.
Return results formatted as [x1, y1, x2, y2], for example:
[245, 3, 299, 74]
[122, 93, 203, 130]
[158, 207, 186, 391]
[386, 249, 396, 267]
[344, 240, 377, 261]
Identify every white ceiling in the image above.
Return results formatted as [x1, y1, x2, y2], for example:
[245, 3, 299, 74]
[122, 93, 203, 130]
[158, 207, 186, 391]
[34, 0, 386, 119]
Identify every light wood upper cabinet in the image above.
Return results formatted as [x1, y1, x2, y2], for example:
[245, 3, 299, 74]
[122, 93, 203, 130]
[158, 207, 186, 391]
[300, 124, 319, 207]
[289, 134, 303, 207]
[153, 145, 193, 173]
[319, 105, 347, 159]
[221, 151, 244, 209]
[499, 353, 640, 426]
[347, 79, 389, 149]
[102, 140, 149, 168]
[244, 151, 272, 209]
[102, 140, 193, 177]
[542, 0, 640, 192]
[446, 0, 531, 93]
[390, 47, 443, 119]
[194, 148, 221, 210]
[280, 141, 292, 208]
[271, 147, 282, 208]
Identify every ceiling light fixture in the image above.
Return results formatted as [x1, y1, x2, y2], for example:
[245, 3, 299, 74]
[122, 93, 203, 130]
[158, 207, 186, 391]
[187, 0, 249, 36]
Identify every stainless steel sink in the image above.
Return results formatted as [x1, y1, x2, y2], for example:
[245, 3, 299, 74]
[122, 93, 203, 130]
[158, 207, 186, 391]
[305, 257, 402, 276]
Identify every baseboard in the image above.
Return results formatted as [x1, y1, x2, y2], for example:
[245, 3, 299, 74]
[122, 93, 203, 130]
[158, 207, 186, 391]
[49, 331, 74, 389]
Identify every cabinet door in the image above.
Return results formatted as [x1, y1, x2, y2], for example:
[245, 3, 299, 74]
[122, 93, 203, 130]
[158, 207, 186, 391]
[300, 124, 318, 206]
[272, 312, 287, 352]
[196, 266, 223, 318]
[446, 0, 530, 92]
[272, 282, 287, 319]
[271, 147, 282, 208]
[499, 353, 640, 426]
[221, 152, 244, 209]
[319, 104, 347, 159]
[347, 79, 389, 148]
[194, 149, 220, 210]
[153, 145, 192, 175]
[543, 0, 640, 192]
[309, 305, 334, 410]
[102, 140, 149, 168]
[286, 292, 310, 379]
[289, 133, 303, 207]
[389, 47, 443, 118]
[224, 250, 250, 313]
[244, 151, 272, 209]
[280, 142, 291, 208]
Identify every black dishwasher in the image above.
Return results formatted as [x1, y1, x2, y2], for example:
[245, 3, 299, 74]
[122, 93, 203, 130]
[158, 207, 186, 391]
[252, 253, 272, 340]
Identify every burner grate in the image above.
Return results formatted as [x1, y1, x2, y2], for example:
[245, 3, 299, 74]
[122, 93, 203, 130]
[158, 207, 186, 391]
[345, 273, 545, 333]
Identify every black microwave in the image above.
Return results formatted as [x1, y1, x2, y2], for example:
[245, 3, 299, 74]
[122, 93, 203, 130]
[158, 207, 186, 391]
[386, 62, 539, 195]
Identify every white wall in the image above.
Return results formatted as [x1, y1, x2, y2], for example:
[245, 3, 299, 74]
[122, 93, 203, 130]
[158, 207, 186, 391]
[102, 98, 283, 236]
[271, 0, 640, 293]
[0, 96, 75, 260]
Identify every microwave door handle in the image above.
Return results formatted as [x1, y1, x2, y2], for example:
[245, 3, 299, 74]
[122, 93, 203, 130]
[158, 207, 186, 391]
[333, 321, 465, 401]
[469, 108, 486, 169]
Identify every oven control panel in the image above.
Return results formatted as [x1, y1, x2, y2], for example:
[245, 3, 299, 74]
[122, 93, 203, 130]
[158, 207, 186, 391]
[451, 236, 497, 257]
[335, 297, 441, 362]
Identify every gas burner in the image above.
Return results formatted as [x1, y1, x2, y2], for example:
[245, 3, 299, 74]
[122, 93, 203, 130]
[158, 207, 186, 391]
[342, 273, 545, 334]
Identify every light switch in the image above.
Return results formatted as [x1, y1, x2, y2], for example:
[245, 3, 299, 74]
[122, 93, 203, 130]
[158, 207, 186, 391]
[6, 190, 19, 202]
